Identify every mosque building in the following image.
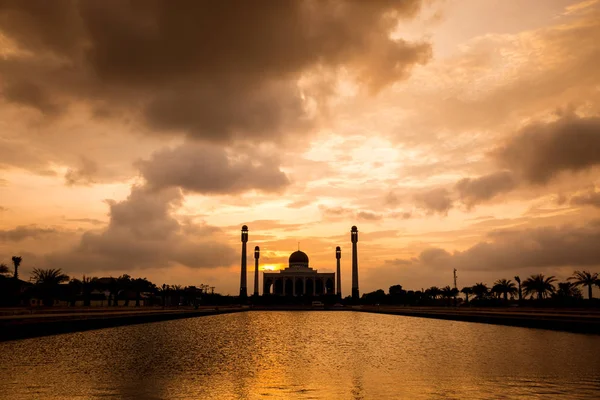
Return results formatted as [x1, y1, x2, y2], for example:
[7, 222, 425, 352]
[238, 225, 360, 299]
[263, 250, 335, 296]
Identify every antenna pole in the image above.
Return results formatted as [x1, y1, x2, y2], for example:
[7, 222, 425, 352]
[453, 269, 458, 290]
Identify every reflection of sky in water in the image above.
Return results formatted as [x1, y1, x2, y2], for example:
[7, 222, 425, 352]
[1, 311, 600, 399]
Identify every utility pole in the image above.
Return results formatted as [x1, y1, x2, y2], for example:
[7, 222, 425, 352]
[453, 269, 458, 307]
[453, 269, 458, 289]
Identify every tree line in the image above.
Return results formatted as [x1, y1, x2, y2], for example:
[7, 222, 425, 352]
[0, 256, 220, 307]
[360, 271, 600, 307]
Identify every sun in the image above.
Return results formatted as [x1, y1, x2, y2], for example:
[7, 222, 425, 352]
[261, 264, 279, 272]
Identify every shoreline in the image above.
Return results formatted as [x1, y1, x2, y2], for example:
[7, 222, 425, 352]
[2, 305, 600, 341]
[356, 306, 600, 335]
[0, 307, 246, 342]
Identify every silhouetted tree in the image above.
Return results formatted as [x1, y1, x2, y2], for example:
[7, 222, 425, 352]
[389, 284, 403, 295]
[161, 284, 168, 306]
[11, 256, 22, 279]
[68, 278, 83, 306]
[117, 274, 132, 306]
[472, 283, 489, 300]
[32, 268, 70, 306]
[389, 284, 405, 304]
[514, 276, 522, 303]
[172, 284, 183, 305]
[441, 286, 458, 305]
[425, 286, 441, 301]
[568, 270, 599, 300]
[0, 263, 10, 276]
[106, 277, 119, 306]
[132, 277, 154, 306]
[460, 286, 473, 303]
[523, 274, 556, 300]
[493, 279, 517, 302]
[555, 282, 582, 299]
[361, 289, 387, 305]
[82, 276, 97, 306]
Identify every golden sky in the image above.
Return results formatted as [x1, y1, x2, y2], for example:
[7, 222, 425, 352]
[1, 0, 600, 295]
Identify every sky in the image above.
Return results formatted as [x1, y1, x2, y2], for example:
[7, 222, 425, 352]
[1, 0, 600, 295]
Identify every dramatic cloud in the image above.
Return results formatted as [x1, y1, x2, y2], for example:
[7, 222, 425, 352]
[319, 205, 385, 222]
[356, 211, 384, 221]
[0, 225, 60, 242]
[47, 185, 236, 273]
[137, 143, 290, 194]
[411, 220, 600, 272]
[64, 157, 98, 186]
[0, 0, 431, 141]
[455, 171, 518, 208]
[570, 187, 600, 208]
[413, 187, 453, 215]
[496, 115, 600, 184]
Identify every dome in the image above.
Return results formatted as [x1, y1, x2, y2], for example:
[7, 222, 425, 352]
[289, 250, 309, 265]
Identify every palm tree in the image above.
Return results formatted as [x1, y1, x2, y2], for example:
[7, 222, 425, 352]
[171, 284, 183, 306]
[461, 286, 473, 303]
[32, 268, 70, 306]
[68, 278, 83, 306]
[117, 274, 132, 306]
[555, 282, 582, 299]
[568, 270, 599, 300]
[493, 279, 517, 302]
[523, 274, 556, 300]
[107, 277, 119, 306]
[11, 256, 22, 279]
[161, 284, 168, 307]
[514, 276, 522, 303]
[471, 283, 489, 300]
[425, 286, 441, 303]
[132, 277, 153, 307]
[81, 276, 98, 306]
[440, 286, 457, 305]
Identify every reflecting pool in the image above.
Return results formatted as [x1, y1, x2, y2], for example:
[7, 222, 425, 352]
[1, 311, 599, 399]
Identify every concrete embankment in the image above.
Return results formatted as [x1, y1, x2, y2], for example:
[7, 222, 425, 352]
[0, 307, 246, 342]
[358, 306, 600, 335]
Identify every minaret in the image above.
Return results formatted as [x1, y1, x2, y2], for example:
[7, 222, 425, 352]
[254, 246, 260, 296]
[351, 226, 359, 302]
[336, 246, 341, 298]
[239, 225, 248, 298]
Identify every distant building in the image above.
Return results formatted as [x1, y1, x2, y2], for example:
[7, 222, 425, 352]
[263, 250, 335, 296]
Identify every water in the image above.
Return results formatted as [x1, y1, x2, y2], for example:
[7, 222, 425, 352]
[1, 311, 599, 399]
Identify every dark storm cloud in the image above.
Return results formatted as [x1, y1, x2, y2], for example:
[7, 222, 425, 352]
[413, 220, 600, 272]
[413, 187, 453, 215]
[496, 115, 600, 184]
[0, 225, 60, 241]
[570, 188, 600, 208]
[0, 0, 431, 141]
[64, 157, 98, 186]
[137, 143, 290, 194]
[47, 185, 237, 272]
[2, 80, 61, 115]
[455, 171, 517, 208]
[447, 115, 600, 210]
